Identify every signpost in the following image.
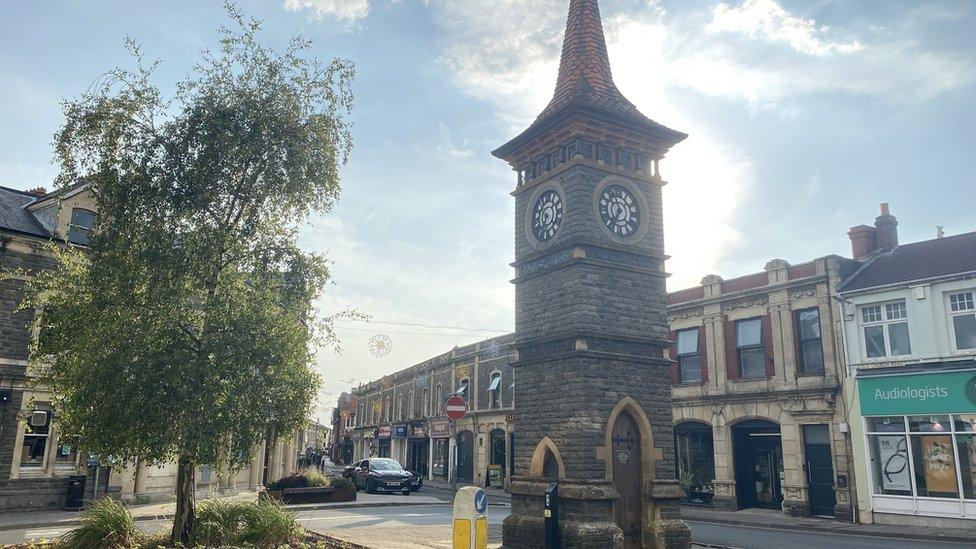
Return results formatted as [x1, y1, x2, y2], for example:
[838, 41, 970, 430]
[445, 396, 467, 421]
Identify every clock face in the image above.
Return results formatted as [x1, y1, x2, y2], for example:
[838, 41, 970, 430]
[599, 185, 640, 237]
[532, 190, 563, 242]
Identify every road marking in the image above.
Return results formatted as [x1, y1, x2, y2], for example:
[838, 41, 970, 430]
[25, 530, 65, 538]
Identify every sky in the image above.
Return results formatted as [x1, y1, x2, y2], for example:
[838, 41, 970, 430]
[2, 0, 974, 421]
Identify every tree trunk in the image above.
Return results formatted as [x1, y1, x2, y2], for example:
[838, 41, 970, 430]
[171, 456, 196, 544]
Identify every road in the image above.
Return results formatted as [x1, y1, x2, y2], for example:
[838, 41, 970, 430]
[3, 502, 971, 548]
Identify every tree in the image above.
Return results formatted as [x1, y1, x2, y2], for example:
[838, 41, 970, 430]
[16, 5, 355, 543]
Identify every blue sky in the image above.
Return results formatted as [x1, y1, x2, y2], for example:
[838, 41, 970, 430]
[2, 0, 974, 419]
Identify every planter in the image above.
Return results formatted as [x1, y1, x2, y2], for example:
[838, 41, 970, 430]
[261, 485, 356, 504]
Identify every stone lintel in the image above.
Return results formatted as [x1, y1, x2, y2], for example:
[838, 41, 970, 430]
[508, 477, 620, 501]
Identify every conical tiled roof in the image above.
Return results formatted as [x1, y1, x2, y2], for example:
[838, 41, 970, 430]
[494, 0, 685, 161]
[537, 0, 640, 122]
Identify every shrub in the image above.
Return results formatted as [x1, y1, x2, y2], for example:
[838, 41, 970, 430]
[59, 498, 140, 549]
[304, 469, 330, 488]
[266, 472, 310, 491]
[330, 476, 354, 489]
[191, 500, 301, 547]
[238, 500, 302, 546]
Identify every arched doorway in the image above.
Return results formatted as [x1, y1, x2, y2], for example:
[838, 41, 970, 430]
[611, 410, 642, 548]
[456, 430, 474, 483]
[488, 428, 506, 487]
[731, 419, 783, 510]
[674, 422, 716, 505]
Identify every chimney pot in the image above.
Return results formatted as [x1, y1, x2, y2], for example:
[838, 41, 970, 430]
[848, 224, 877, 260]
[880, 202, 890, 216]
[937, 226, 945, 239]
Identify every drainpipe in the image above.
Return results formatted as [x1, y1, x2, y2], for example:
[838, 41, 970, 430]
[833, 294, 859, 525]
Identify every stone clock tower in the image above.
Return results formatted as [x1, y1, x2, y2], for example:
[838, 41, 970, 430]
[493, 1, 690, 548]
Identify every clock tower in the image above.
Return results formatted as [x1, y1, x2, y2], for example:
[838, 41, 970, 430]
[493, 1, 690, 548]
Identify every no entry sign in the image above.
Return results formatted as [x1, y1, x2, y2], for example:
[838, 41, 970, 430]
[445, 395, 467, 421]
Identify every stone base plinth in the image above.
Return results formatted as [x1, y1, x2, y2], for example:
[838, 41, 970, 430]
[711, 494, 737, 511]
[783, 499, 811, 517]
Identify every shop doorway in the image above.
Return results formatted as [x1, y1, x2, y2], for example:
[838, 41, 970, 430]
[732, 420, 783, 510]
[408, 439, 429, 476]
[611, 410, 643, 549]
[456, 430, 474, 483]
[488, 429, 507, 486]
[378, 439, 391, 458]
[803, 425, 836, 517]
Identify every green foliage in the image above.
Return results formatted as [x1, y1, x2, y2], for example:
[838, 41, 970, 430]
[193, 499, 301, 547]
[329, 476, 354, 490]
[266, 470, 329, 491]
[304, 469, 330, 488]
[59, 498, 140, 549]
[13, 3, 358, 543]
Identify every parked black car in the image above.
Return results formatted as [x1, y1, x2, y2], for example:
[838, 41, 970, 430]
[408, 470, 423, 492]
[351, 458, 412, 495]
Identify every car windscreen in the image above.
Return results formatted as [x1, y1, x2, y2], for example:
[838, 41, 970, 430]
[370, 460, 403, 471]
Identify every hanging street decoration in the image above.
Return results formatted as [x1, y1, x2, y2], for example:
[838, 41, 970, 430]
[368, 333, 393, 358]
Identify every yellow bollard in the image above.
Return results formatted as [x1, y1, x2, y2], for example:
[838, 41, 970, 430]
[452, 486, 489, 549]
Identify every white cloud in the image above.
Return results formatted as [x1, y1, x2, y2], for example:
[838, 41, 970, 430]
[708, 0, 862, 56]
[283, 0, 371, 22]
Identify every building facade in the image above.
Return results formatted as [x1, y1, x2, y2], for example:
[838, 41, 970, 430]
[350, 334, 515, 488]
[839, 207, 976, 527]
[330, 392, 357, 466]
[667, 255, 859, 520]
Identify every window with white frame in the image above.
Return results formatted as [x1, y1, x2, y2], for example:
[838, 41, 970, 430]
[385, 396, 391, 422]
[423, 387, 429, 417]
[67, 208, 96, 246]
[456, 378, 469, 398]
[735, 318, 765, 378]
[488, 372, 502, 409]
[676, 328, 702, 382]
[434, 385, 442, 416]
[20, 406, 51, 468]
[861, 301, 912, 358]
[948, 291, 976, 351]
[396, 394, 403, 420]
[408, 391, 414, 418]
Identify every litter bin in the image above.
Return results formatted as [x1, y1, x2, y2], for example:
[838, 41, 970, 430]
[64, 475, 86, 510]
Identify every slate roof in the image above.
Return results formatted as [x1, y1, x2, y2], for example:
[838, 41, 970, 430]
[0, 186, 48, 238]
[839, 231, 976, 292]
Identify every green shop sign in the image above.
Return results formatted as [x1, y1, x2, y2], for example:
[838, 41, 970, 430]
[858, 369, 976, 416]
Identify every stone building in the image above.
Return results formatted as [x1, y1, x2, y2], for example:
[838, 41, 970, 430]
[667, 255, 860, 520]
[838, 206, 976, 528]
[350, 334, 515, 487]
[493, 1, 690, 547]
[0, 183, 301, 509]
[330, 392, 358, 466]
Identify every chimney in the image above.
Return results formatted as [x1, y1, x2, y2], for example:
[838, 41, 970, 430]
[25, 187, 47, 197]
[937, 225, 945, 239]
[848, 224, 877, 260]
[875, 202, 899, 251]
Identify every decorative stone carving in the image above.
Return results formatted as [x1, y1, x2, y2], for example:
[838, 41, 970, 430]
[724, 297, 768, 311]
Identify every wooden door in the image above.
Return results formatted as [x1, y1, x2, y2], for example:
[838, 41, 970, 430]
[612, 411, 643, 548]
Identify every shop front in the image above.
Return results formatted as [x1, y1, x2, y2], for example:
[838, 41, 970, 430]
[430, 419, 450, 481]
[857, 367, 976, 522]
[377, 426, 391, 458]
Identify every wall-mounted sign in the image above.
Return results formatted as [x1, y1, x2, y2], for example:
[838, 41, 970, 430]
[377, 426, 392, 438]
[430, 419, 451, 439]
[858, 369, 976, 416]
[411, 425, 428, 438]
[394, 425, 408, 437]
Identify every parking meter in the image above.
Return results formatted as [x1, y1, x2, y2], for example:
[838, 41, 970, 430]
[544, 482, 560, 549]
[452, 486, 488, 549]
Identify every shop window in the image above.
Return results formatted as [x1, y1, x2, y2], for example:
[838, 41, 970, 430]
[488, 372, 501, 409]
[795, 308, 824, 373]
[948, 291, 976, 351]
[20, 407, 51, 468]
[676, 328, 702, 382]
[736, 318, 765, 378]
[866, 414, 976, 501]
[860, 301, 911, 358]
[674, 423, 715, 505]
[67, 208, 96, 246]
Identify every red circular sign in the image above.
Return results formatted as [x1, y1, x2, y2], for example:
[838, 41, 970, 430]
[445, 396, 467, 421]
